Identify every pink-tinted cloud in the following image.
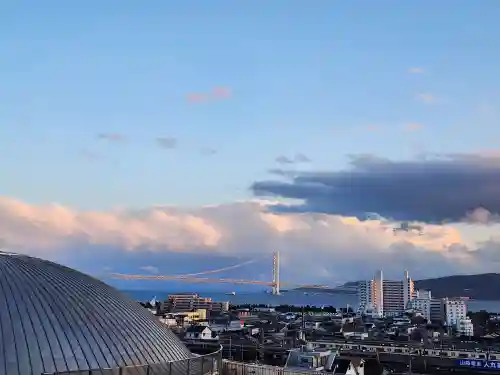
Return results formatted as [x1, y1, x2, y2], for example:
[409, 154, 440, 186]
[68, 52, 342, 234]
[0, 197, 221, 252]
[404, 123, 424, 131]
[365, 125, 380, 132]
[187, 87, 233, 103]
[0, 195, 492, 281]
[212, 87, 232, 99]
[187, 93, 209, 103]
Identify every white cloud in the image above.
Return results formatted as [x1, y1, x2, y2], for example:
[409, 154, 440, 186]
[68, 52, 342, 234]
[0, 196, 495, 283]
[415, 93, 437, 104]
[408, 67, 425, 74]
[140, 265, 159, 274]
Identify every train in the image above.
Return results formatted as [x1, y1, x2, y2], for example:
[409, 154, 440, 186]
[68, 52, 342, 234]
[310, 340, 500, 361]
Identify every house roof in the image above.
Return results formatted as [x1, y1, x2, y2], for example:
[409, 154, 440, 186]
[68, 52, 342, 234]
[186, 326, 208, 333]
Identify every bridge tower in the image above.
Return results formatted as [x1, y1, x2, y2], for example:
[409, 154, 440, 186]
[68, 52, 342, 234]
[272, 251, 280, 295]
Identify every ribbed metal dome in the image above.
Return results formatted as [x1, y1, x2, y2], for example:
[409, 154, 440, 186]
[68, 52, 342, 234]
[0, 251, 194, 375]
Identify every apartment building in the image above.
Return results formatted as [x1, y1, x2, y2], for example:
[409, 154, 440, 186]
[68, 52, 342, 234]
[403, 270, 414, 308]
[408, 289, 432, 321]
[409, 296, 468, 326]
[457, 318, 474, 337]
[383, 280, 405, 315]
[430, 298, 445, 323]
[159, 293, 229, 314]
[358, 270, 414, 317]
[414, 289, 432, 299]
[444, 298, 468, 326]
[358, 270, 383, 316]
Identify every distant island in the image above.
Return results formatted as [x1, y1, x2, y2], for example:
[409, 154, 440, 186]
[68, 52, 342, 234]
[294, 273, 500, 300]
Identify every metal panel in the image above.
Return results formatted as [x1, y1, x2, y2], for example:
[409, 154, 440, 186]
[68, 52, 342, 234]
[0, 252, 194, 375]
[40, 347, 222, 375]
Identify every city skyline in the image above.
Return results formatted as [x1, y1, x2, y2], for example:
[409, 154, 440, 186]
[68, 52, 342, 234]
[1, 1, 500, 286]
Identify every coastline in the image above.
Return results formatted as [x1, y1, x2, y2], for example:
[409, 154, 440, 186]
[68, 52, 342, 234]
[123, 289, 500, 313]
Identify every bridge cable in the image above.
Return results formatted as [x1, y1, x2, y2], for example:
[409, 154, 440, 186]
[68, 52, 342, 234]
[172, 254, 271, 278]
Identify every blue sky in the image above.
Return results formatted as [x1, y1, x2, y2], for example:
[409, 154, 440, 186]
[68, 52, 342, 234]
[1, 0, 499, 209]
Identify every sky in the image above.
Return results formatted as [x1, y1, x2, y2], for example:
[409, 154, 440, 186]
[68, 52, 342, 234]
[1, 1, 500, 290]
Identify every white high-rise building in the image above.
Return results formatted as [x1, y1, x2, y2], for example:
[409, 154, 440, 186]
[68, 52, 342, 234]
[374, 270, 383, 316]
[408, 289, 432, 321]
[358, 280, 372, 310]
[424, 298, 468, 326]
[457, 318, 474, 337]
[444, 298, 468, 326]
[403, 269, 414, 308]
[414, 289, 432, 299]
[358, 270, 413, 317]
[358, 270, 383, 317]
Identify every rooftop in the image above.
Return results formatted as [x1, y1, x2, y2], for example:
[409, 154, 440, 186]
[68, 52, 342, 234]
[0, 252, 197, 375]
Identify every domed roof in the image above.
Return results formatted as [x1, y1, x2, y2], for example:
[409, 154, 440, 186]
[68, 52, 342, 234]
[0, 251, 194, 375]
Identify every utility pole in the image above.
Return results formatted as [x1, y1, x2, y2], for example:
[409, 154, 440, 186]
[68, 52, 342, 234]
[302, 305, 305, 329]
[375, 350, 382, 374]
[258, 329, 265, 363]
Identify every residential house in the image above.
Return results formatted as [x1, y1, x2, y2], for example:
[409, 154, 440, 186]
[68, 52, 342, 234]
[185, 326, 219, 341]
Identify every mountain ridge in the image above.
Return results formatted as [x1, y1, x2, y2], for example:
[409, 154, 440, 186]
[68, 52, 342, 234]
[413, 273, 500, 300]
[295, 273, 500, 300]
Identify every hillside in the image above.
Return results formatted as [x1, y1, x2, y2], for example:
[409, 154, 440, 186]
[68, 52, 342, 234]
[415, 273, 500, 300]
[294, 274, 500, 300]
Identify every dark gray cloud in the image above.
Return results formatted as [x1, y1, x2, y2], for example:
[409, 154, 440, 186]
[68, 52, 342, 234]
[252, 153, 500, 223]
[294, 153, 311, 163]
[275, 153, 311, 165]
[200, 147, 217, 156]
[276, 155, 295, 165]
[156, 137, 178, 149]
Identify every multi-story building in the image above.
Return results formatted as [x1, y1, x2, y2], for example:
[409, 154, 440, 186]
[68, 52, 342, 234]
[359, 272, 469, 327]
[425, 297, 468, 326]
[374, 270, 383, 315]
[407, 290, 432, 321]
[383, 280, 405, 315]
[403, 270, 414, 308]
[358, 270, 383, 316]
[444, 298, 468, 326]
[159, 293, 229, 314]
[165, 293, 200, 311]
[457, 318, 474, 337]
[358, 280, 372, 310]
[430, 298, 445, 323]
[413, 289, 432, 299]
[358, 270, 414, 317]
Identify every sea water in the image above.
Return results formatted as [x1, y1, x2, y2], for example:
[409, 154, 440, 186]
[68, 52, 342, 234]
[122, 289, 500, 312]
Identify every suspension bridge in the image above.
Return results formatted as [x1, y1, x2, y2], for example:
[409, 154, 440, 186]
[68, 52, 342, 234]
[109, 251, 330, 295]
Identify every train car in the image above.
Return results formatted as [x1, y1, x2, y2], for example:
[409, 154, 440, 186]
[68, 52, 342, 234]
[309, 341, 500, 361]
